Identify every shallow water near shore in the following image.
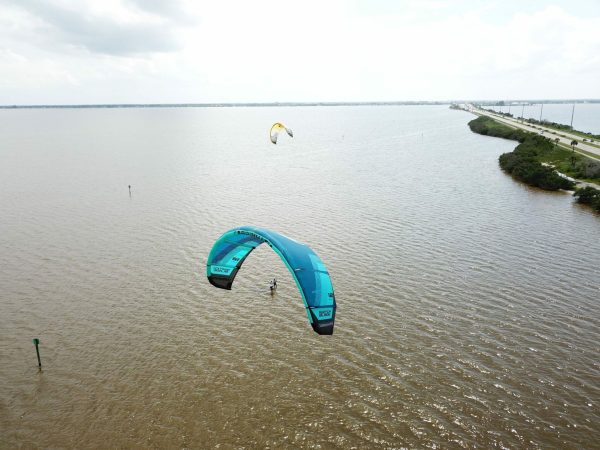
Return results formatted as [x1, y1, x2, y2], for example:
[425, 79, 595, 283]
[1, 105, 599, 448]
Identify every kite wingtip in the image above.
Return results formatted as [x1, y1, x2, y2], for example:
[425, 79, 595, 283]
[311, 320, 335, 335]
[207, 275, 233, 290]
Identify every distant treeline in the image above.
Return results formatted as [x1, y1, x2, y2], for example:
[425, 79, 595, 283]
[1, 101, 453, 109]
[524, 118, 600, 140]
[478, 100, 600, 106]
[480, 107, 514, 118]
[468, 116, 575, 190]
[477, 107, 600, 140]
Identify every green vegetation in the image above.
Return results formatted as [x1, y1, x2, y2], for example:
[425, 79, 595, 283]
[469, 115, 527, 141]
[525, 117, 600, 141]
[480, 107, 513, 118]
[571, 139, 578, 151]
[468, 116, 575, 190]
[573, 186, 600, 212]
[469, 115, 600, 213]
[536, 143, 600, 183]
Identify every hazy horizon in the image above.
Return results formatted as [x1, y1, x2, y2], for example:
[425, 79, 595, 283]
[2, 98, 600, 109]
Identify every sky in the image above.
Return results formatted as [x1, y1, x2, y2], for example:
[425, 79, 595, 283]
[0, 0, 599, 104]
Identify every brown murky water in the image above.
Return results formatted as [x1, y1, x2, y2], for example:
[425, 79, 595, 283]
[1, 106, 599, 448]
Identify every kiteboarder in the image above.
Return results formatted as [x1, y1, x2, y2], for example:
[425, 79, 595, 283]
[206, 226, 336, 335]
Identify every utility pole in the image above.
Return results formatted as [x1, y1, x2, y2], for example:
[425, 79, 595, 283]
[570, 104, 575, 129]
[539, 103, 543, 122]
[521, 104, 525, 122]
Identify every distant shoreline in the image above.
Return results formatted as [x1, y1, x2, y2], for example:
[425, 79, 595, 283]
[0, 101, 452, 109]
[2, 99, 600, 109]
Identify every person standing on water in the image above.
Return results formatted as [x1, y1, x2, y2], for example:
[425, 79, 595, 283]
[269, 279, 278, 295]
[128, 185, 131, 196]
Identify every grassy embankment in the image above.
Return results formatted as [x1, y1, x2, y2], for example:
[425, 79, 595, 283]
[468, 116, 600, 212]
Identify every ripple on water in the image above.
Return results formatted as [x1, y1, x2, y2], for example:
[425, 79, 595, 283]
[1, 106, 600, 448]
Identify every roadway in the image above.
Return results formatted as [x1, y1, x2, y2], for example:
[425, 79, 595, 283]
[465, 105, 600, 160]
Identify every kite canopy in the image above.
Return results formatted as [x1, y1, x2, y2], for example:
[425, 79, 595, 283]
[206, 226, 336, 335]
[270, 123, 293, 144]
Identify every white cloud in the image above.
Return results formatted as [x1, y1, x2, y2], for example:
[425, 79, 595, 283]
[0, 1, 599, 103]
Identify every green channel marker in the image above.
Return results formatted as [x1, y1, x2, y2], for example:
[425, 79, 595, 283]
[33, 338, 41, 369]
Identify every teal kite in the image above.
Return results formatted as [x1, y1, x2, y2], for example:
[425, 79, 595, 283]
[206, 226, 336, 335]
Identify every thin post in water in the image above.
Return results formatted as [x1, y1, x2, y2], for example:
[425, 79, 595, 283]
[33, 338, 41, 369]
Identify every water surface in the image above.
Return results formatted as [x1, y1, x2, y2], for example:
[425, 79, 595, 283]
[1, 106, 599, 448]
